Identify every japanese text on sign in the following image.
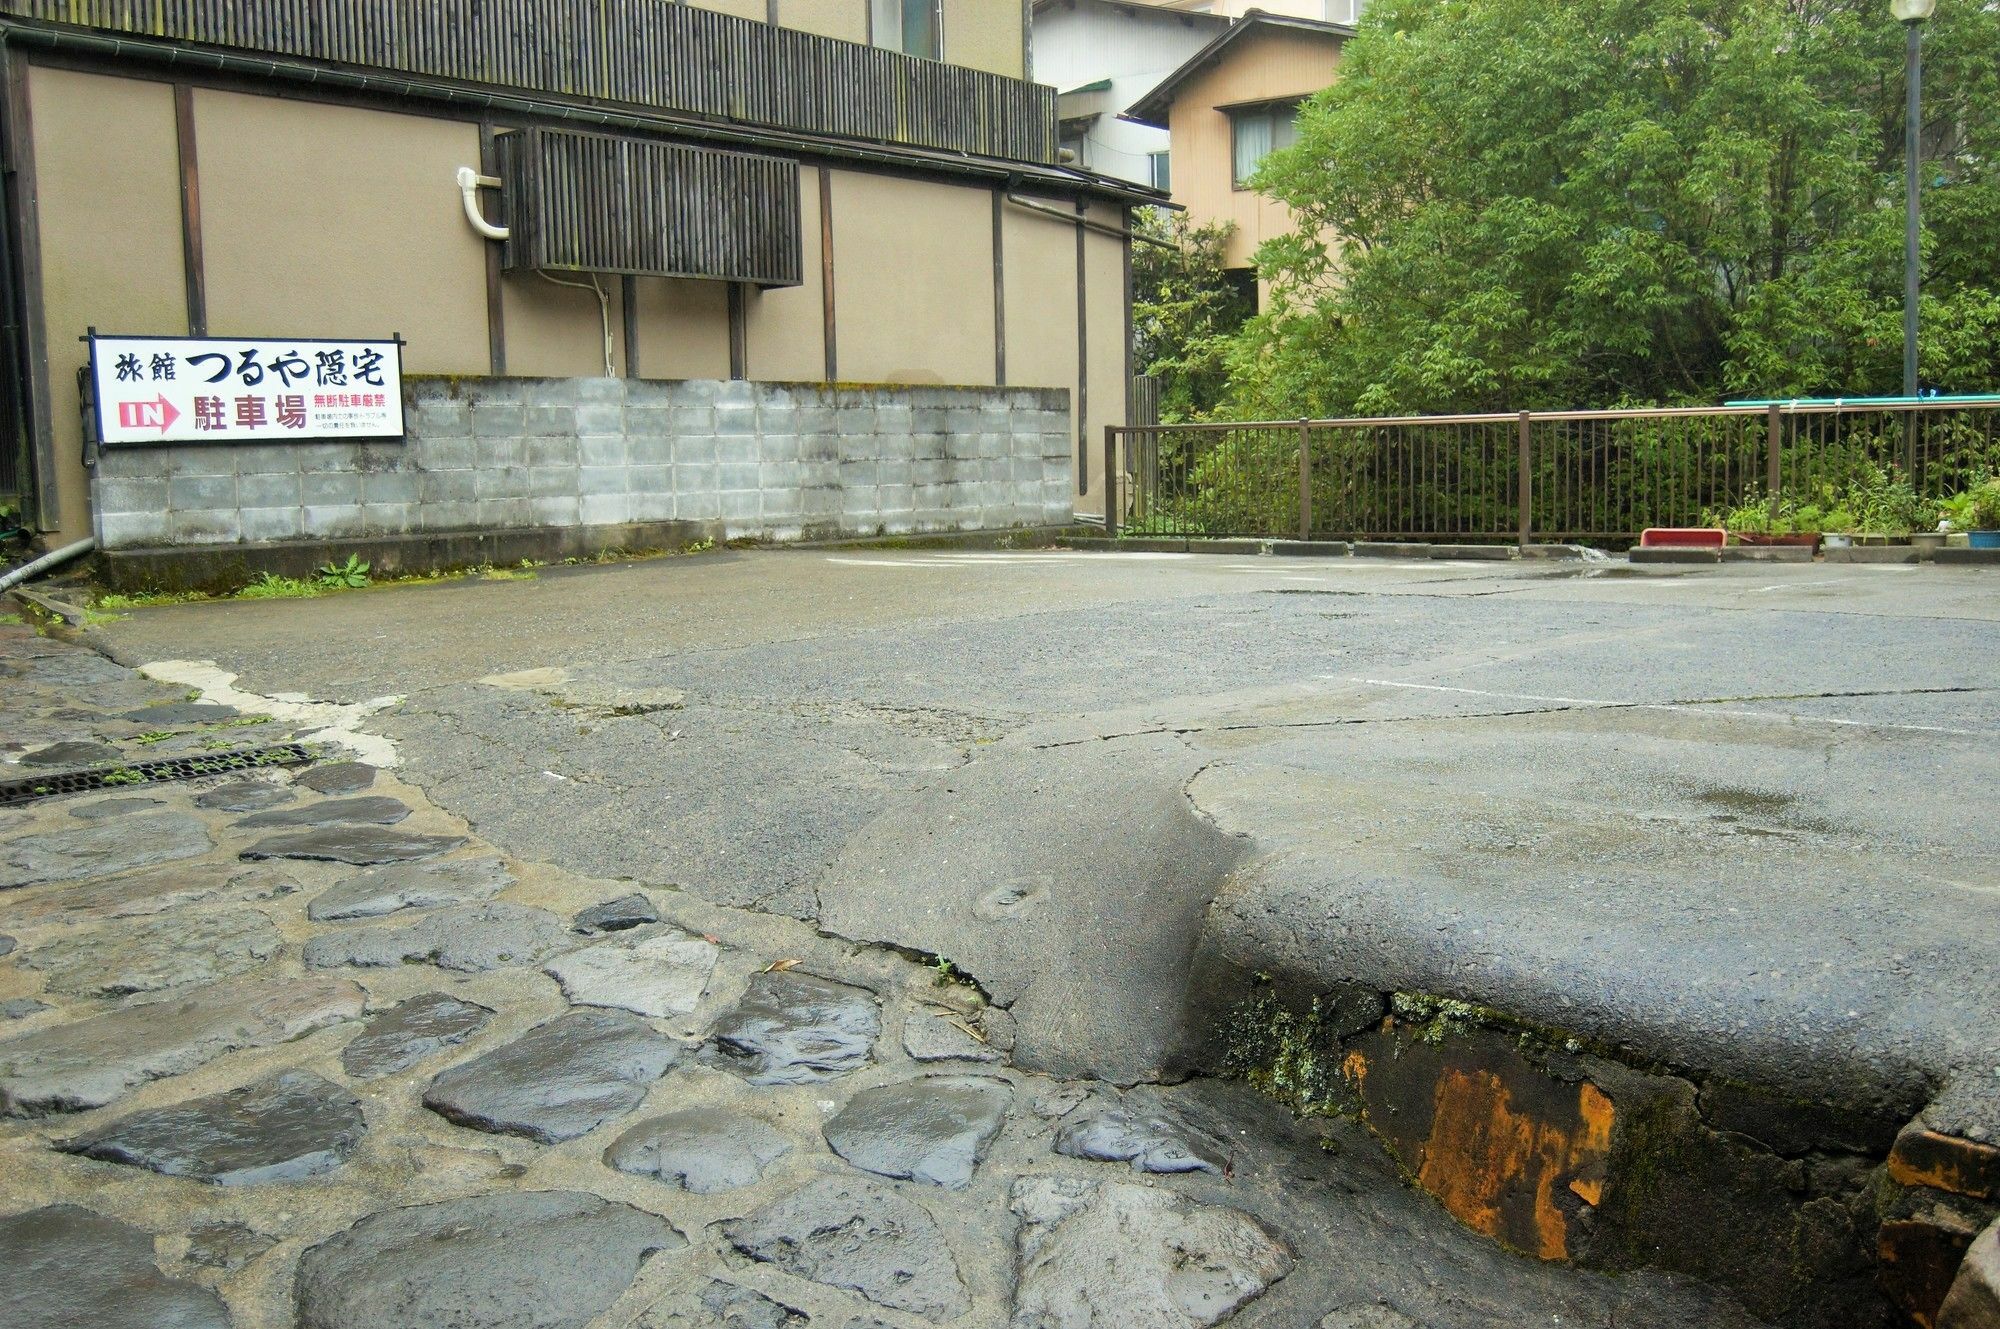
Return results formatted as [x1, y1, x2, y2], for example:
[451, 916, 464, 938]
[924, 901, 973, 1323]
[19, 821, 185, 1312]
[88, 334, 404, 446]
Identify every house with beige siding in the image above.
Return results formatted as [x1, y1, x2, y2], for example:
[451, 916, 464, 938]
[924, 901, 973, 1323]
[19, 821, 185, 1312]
[1124, 10, 1350, 284]
[0, 0, 1155, 579]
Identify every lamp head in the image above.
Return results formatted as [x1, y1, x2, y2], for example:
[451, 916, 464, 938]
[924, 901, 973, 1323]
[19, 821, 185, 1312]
[1891, 0, 1937, 23]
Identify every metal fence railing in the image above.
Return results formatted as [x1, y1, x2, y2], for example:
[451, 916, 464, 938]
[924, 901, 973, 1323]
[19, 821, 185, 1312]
[1106, 401, 2000, 543]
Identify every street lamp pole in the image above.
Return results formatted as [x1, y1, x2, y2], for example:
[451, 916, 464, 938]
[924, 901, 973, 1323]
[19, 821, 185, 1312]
[1892, 0, 1937, 398]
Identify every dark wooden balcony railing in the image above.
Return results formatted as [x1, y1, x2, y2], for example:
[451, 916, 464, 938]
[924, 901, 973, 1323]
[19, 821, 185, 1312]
[0, 0, 1058, 164]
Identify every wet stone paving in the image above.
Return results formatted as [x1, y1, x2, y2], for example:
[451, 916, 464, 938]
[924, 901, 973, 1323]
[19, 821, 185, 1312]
[0, 618, 1765, 1329]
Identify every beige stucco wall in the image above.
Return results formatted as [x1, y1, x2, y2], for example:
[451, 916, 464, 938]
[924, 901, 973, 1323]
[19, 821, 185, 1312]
[1166, 26, 1344, 269]
[195, 90, 490, 374]
[1002, 195, 1080, 399]
[746, 165, 828, 382]
[688, 0, 767, 21]
[28, 66, 186, 542]
[944, 0, 1026, 77]
[776, 0, 869, 42]
[829, 170, 994, 386]
[1079, 200, 1127, 515]
[502, 273, 623, 379]
[633, 279, 729, 381]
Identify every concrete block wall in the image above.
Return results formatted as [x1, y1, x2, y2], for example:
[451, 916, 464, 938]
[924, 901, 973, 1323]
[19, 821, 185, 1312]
[90, 377, 1074, 551]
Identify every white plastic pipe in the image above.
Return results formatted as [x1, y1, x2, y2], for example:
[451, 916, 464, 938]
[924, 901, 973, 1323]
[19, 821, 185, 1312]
[456, 166, 510, 241]
[0, 538, 96, 594]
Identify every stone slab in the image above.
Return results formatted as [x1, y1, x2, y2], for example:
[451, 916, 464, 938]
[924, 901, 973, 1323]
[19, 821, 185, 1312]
[340, 993, 494, 1079]
[307, 858, 514, 921]
[604, 1107, 791, 1194]
[1010, 1176, 1292, 1328]
[423, 1009, 681, 1143]
[706, 970, 880, 1086]
[18, 907, 280, 998]
[725, 1175, 968, 1322]
[241, 825, 465, 865]
[1, 813, 214, 890]
[573, 892, 660, 933]
[70, 796, 166, 820]
[304, 902, 568, 972]
[543, 928, 718, 1018]
[2, 863, 297, 927]
[1940, 1217, 2000, 1329]
[294, 1191, 683, 1329]
[59, 1069, 365, 1185]
[195, 780, 294, 812]
[901, 1005, 1003, 1064]
[1053, 1094, 1223, 1175]
[823, 1074, 1012, 1190]
[235, 796, 412, 829]
[0, 1205, 230, 1329]
[0, 974, 365, 1115]
[293, 761, 379, 794]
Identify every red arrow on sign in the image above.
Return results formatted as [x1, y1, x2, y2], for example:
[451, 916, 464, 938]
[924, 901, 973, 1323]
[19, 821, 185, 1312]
[116, 396, 180, 433]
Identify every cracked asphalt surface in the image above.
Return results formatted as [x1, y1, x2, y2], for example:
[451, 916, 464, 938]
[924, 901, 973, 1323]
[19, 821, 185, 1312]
[93, 550, 2000, 1096]
[72, 546, 2000, 1322]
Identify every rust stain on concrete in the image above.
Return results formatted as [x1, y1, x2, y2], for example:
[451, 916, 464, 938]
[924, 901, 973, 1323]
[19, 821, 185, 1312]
[1343, 1032, 1617, 1261]
[1890, 1126, 2000, 1201]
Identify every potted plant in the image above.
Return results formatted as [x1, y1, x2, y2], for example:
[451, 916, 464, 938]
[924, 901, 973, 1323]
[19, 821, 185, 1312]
[1705, 491, 1825, 548]
[1940, 478, 2000, 549]
[1838, 465, 1935, 548]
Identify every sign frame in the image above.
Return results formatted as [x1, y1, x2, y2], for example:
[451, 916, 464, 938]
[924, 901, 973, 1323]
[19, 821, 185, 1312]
[83, 328, 408, 449]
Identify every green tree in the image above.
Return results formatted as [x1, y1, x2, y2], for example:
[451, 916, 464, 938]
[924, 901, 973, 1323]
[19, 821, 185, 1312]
[1232, 0, 2000, 417]
[1131, 210, 1254, 420]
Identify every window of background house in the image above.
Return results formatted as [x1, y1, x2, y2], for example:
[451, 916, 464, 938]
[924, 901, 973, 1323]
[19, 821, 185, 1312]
[1325, 0, 1366, 22]
[872, 0, 942, 60]
[1148, 151, 1172, 193]
[1230, 102, 1300, 189]
[1060, 130, 1088, 167]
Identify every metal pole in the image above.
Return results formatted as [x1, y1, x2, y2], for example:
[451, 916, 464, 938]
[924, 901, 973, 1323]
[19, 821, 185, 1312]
[1904, 19, 1923, 398]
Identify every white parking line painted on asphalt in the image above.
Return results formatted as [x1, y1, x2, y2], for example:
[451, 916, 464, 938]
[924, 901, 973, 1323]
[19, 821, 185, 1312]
[1331, 676, 1992, 737]
[1750, 577, 1858, 594]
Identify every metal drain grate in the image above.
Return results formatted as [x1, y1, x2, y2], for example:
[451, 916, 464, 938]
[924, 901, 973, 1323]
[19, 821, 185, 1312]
[0, 743, 315, 807]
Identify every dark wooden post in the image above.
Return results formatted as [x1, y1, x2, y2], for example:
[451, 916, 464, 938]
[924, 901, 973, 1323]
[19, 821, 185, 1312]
[1516, 411, 1533, 548]
[1103, 424, 1119, 537]
[1297, 419, 1313, 541]
[1766, 404, 1782, 523]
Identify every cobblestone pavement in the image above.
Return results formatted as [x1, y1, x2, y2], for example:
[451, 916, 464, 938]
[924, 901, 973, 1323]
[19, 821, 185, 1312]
[0, 614, 1767, 1328]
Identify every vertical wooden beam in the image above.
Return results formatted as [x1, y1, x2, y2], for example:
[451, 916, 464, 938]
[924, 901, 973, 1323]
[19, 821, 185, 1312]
[478, 122, 506, 376]
[1074, 198, 1088, 497]
[727, 282, 747, 381]
[172, 85, 206, 337]
[766, 0, 781, 24]
[1517, 411, 1533, 548]
[818, 167, 837, 382]
[621, 274, 639, 379]
[1103, 424, 1118, 537]
[3, 52, 55, 531]
[1298, 419, 1313, 541]
[1121, 203, 1133, 429]
[1766, 403, 1782, 520]
[990, 189, 1006, 386]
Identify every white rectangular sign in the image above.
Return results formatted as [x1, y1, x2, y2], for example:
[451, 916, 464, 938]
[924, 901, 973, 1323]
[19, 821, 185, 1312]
[87, 333, 404, 446]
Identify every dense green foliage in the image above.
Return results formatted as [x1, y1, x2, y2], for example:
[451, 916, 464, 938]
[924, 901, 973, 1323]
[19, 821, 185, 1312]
[1230, 0, 2000, 417]
[1130, 210, 1254, 420]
